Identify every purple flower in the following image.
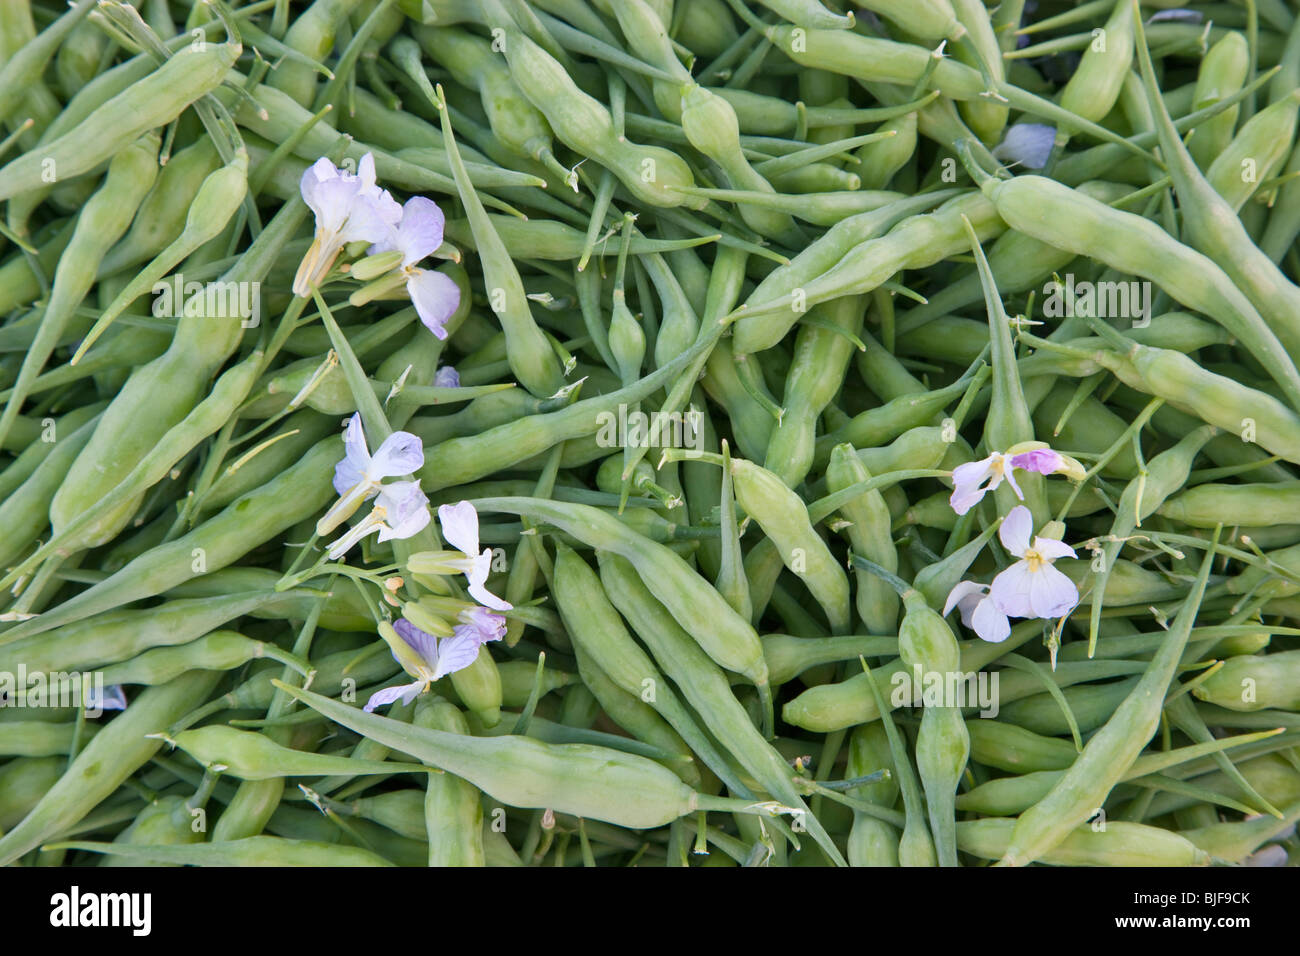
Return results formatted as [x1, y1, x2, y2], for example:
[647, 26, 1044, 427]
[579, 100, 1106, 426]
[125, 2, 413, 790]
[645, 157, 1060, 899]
[433, 365, 460, 389]
[318, 414, 425, 536]
[454, 603, 508, 644]
[364, 617, 497, 712]
[295, 153, 402, 297]
[326, 480, 432, 560]
[943, 581, 1011, 643]
[992, 123, 1057, 170]
[949, 447, 1069, 515]
[988, 506, 1079, 620]
[368, 196, 461, 338]
[437, 501, 511, 611]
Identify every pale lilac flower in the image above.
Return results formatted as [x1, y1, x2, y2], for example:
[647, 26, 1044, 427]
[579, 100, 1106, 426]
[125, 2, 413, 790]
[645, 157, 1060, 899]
[326, 480, 431, 560]
[364, 617, 494, 712]
[369, 197, 461, 338]
[318, 414, 425, 536]
[455, 603, 508, 644]
[434, 365, 460, 388]
[295, 154, 402, 297]
[1149, 9, 1202, 24]
[437, 501, 511, 610]
[949, 448, 1068, 515]
[85, 683, 128, 715]
[943, 581, 1011, 643]
[992, 123, 1057, 170]
[988, 506, 1079, 620]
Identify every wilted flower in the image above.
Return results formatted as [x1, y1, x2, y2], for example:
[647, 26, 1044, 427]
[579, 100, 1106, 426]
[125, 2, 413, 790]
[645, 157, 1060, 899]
[325, 480, 431, 560]
[949, 445, 1078, 515]
[405, 502, 512, 611]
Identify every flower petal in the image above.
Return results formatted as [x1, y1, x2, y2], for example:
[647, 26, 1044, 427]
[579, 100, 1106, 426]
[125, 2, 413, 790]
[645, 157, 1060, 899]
[368, 430, 424, 480]
[333, 414, 371, 496]
[949, 456, 995, 514]
[430, 633, 483, 681]
[1032, 535, 1077, 561]
[1027, 564, 1080, 619]
[971, 596, 1011, 643]
[438, 501, 481, 556]
[467, 549, 512, 611]
[395, 196, 446, 266]
[990, 559, 1035, 619]
[991, 123, 1057, 170]
[407, 268, 461, 339]
[393, 617, 440, 667]
[999, 505, 1033, 557]
[375, 481, 431, 542]
[1011, 448, 1065, 475]
[456, 606, 509, 643]
[434, 365, 460, 389]
[944, 580, 988, 618]
[364, 680, 425, 713]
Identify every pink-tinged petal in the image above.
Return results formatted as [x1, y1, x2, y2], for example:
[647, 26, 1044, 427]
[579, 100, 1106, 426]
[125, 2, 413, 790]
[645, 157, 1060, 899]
[1002, 466, 1025, 501]
[971, 596, 1011, 643]
[1027, 564, 1080, 619]
[375, 481, 431, 542]
[991, 123, 1057, 170]
[456, 606, 508, 643]
[944, 580, 988, 618]
[1032, 536, 1077, 561]
[368, 430, 424, 479]
[990, 559, 1035, 618]
[364, 680, 424, 713]
[393, 617, 440, 666]
[431, 633, 482, 680]
[438, 501, 481, 555]
[1011, 448, 1064, 475]
[434, 365, 459, 388]
[394, 196, 446, 266]
[407, 268, 461, 339]
[999, 505, 1033, 557]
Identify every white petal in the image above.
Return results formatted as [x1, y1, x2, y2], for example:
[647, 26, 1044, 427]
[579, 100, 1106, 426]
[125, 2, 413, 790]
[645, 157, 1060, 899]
[1032, 536, 1077, 561]
[438, 501, 481, 555]
[998, 505, 1033, 556]
[944, 581, 988, 617]
[990, 560, 1035, 619]
[971, 597, 1011, 643]
[1027, 564, 1080, 619]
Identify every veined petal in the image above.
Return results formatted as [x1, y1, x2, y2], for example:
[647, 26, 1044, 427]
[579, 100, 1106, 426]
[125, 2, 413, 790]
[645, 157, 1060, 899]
[395, 196, 446, 267]
[999, 505, 1033, 557]
[456, 606, 508, 643]
[439, 501, 481, 556]
[393, 617, 440, 667]
[407, 268, 461, 339]
[1011, 448, 1065, 476]
[1027, 563, 1080, 619]
[368, 430, 424, 480]
[364, 680, 425, 713]
[375, 481, 431, 543]
[430, 632, 483, 681]
[970, 596, 1011, 643]
[990, 559, 1035, 618]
